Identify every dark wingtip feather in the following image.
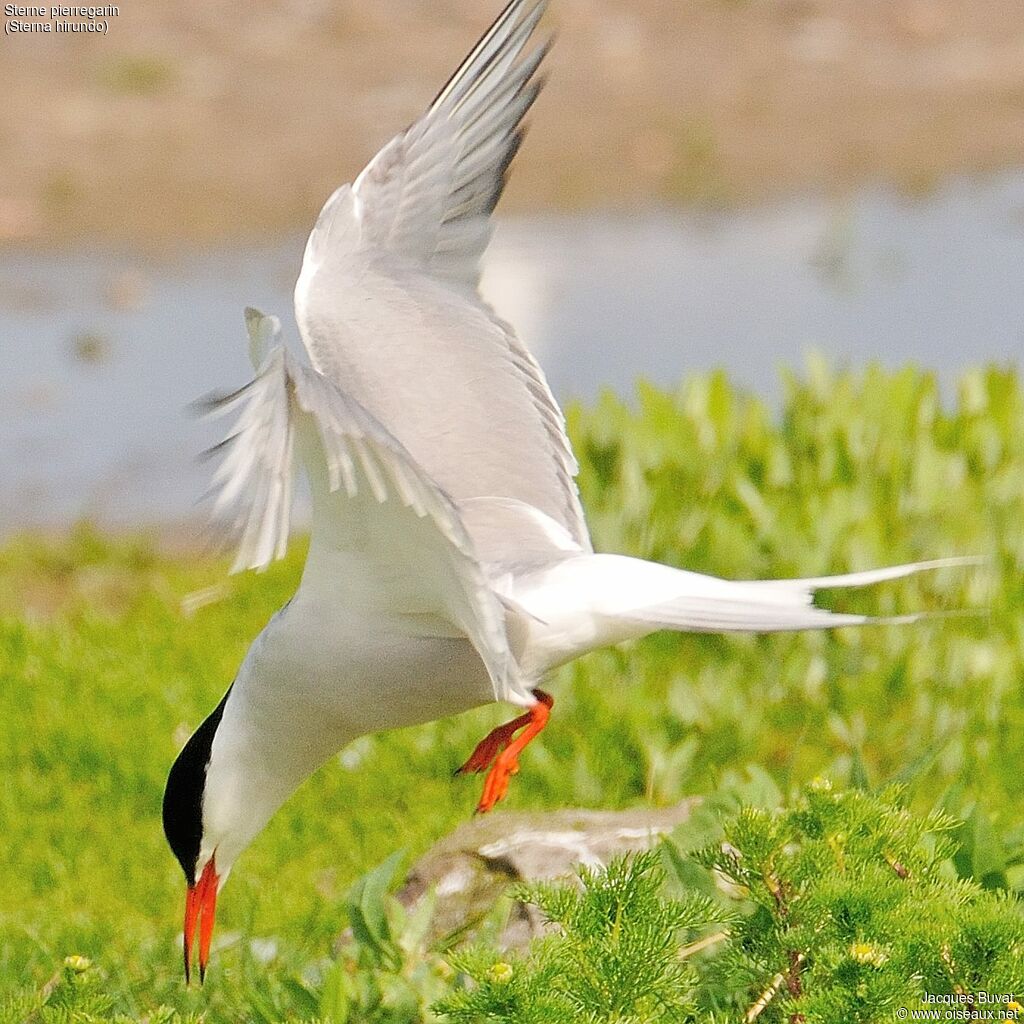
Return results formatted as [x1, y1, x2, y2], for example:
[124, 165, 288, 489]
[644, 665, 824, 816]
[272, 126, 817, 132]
[430, 0, 549, 111]
[197, 432, 239, 464]
[484, 127, 528, 216]
[189, 381, 254, 417]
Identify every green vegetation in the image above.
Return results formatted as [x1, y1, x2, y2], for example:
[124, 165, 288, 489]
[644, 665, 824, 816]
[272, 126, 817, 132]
[438, 851, 727, 1023]
[1, 364, 1022, 1020]
[441, 786, 1024, 1023]
[13, 788, 1024, 1022]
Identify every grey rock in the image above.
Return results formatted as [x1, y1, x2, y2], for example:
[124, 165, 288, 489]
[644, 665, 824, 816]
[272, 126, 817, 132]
[396, 801, 697, 950]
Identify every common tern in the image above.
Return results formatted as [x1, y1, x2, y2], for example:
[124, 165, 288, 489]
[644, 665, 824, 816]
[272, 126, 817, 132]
[162, 0, 972, 982]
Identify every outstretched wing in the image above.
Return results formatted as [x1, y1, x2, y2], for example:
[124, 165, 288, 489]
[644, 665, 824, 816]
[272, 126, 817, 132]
[307, 0, 550, 291]
[201, 311, 532, 706]
[294, 0, 590, 555]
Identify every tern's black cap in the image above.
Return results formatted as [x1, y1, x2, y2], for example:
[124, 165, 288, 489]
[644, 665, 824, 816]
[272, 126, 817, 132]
[162, 687, 231, 887]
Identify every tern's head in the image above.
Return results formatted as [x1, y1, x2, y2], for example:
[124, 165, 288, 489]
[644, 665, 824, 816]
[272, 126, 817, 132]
[162, 689, 231, 984]
[162, 680, 304, 982]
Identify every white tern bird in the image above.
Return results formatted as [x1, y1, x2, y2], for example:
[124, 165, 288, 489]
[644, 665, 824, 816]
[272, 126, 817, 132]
[162, 0, 971, 982]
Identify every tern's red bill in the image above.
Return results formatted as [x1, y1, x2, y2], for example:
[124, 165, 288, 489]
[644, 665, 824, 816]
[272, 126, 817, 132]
[183, 856, 219, 984]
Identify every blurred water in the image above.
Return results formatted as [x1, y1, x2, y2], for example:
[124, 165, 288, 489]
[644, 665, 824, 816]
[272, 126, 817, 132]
[2, 172, 1023, 533]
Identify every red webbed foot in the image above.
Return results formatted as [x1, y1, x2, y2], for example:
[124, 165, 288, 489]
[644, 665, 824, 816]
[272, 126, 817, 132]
[456, 690, 553, 813]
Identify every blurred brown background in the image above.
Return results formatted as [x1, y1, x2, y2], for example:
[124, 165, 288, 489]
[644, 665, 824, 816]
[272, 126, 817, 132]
[4, 0, 1024, 248]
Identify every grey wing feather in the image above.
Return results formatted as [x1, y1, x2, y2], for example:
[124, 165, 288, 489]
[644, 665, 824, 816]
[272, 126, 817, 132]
[458, 495, 581, 577]
[294, 0, 590, 555]
[304, 0, 550, 287]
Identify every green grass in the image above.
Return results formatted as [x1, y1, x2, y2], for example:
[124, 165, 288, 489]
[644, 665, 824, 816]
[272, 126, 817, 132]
[1, 362, 1022, 1018]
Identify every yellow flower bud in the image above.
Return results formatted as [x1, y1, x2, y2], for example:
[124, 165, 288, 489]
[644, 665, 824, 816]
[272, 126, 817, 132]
[849, 942, 888, 968]
[487, 961, 514, 984]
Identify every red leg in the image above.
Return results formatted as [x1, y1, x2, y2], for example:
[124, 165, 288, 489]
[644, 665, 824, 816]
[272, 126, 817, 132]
[457, 691, 553, 814]
[454, 709, 535, 775]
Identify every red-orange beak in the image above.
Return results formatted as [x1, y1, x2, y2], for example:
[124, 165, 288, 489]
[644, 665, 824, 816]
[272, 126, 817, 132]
[183, 855, 219, 984]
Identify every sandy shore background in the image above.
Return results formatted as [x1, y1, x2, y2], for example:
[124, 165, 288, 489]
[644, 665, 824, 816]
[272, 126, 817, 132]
[3, 0, 1024, 248]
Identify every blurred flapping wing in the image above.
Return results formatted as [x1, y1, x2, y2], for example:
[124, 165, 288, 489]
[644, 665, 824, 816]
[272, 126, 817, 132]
[201, 310, 529, 705]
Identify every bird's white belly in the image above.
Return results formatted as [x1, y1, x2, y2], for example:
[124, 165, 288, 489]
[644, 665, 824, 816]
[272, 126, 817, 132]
[236, 598, 495, 751]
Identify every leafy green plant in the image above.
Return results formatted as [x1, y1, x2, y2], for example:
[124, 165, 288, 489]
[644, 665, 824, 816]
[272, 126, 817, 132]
[0, 956, 190, 1024]
[434, 785, 1024, 1024]
[672, 782, 1024, 1022]
[437, 851, 729, 1024]
[563, 363, 1021, 815]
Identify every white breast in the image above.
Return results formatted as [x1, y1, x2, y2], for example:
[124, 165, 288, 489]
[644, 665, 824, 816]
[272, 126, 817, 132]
[238, 583, 495, 744]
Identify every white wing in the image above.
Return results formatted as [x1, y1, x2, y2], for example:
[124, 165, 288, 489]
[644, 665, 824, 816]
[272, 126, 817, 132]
[293, 0, 590, 555]
[201, 311, 531, 706]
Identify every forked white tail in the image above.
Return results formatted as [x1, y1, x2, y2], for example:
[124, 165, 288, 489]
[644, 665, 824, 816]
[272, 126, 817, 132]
[471, 499, 979, 679]
[507, 552, 978, 676]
